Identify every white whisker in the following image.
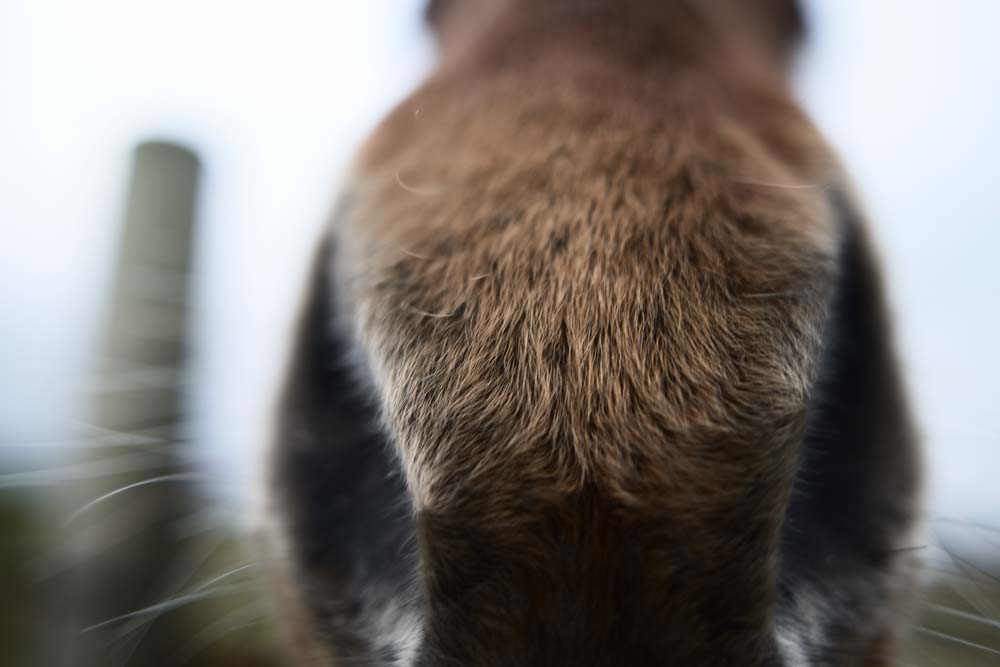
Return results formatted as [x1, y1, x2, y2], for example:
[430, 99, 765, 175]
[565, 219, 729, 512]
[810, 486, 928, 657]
[0, 453, 176, 488]
[169, 603, 267, 666]
[921, 601, 1000, 629]
[107, 536, 228, 666]
[34, 503, 166, 580]
[732, 177, 826, 190]
[64, 473, 208, 526]
[395, 170, 446, 197]
[402, 302, 463, 319]
[912, 626, 1000, 657]
[81, 583, 251, 634]
[189, 563, 257, 594]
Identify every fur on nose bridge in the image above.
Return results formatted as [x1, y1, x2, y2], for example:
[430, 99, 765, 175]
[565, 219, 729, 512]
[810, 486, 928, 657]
[348, 159, 836, 509]
[365, 235, 827, 514]
[413, 484, 784, 664]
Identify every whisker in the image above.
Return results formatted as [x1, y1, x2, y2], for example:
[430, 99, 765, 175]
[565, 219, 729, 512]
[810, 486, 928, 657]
[66, 418, 186, 441]
[936, 535, 1000, 586]
[912, 626, 1000, 657]
[33, 501, 168, 580]
[932, 516, 1000, 537]
[188, 563, 257, 594]
[1, 432, 162, 449]
[169, 603, 267, 666]
[0, 453, 177, 488]
[921, 601, 1000, 629]
[80, 583, 252, 634]
[169, 507, 234, 540]
[395, 170, 446, 197]
[929, 529, 1000, 627]
[744, 291, 797, 299]
[397, 244, 436, 260]
[107, 535, 228, 666]
[64, 473, 208, 526]
[83, 372, 189, 394]
[732, 177, 826, 190]
[402, 302, 463, 319]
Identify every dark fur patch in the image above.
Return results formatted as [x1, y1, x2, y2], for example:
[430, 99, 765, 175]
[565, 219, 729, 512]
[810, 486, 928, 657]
[271, 237, 420, 663]
[778, 194, 920, 662]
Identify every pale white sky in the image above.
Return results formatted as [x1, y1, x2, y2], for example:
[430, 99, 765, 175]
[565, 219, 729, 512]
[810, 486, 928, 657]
[1, 1, 998, 529]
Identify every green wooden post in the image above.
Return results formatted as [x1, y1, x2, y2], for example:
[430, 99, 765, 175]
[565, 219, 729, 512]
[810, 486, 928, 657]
[71, 141, 203, 666]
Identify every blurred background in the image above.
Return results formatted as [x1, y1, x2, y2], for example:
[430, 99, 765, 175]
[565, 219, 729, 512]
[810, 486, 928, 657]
[1, 0, 998, 665]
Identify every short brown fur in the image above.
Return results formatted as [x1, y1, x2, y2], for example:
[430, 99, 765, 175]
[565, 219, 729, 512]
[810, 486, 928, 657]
[268, 1, 919, 665]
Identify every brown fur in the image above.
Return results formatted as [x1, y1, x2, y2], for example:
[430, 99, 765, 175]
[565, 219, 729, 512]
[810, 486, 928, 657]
[268, 1, 920, 665]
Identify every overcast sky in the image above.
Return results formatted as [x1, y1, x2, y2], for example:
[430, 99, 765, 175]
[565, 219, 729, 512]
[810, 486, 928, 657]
[2, 1, 998, 529]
